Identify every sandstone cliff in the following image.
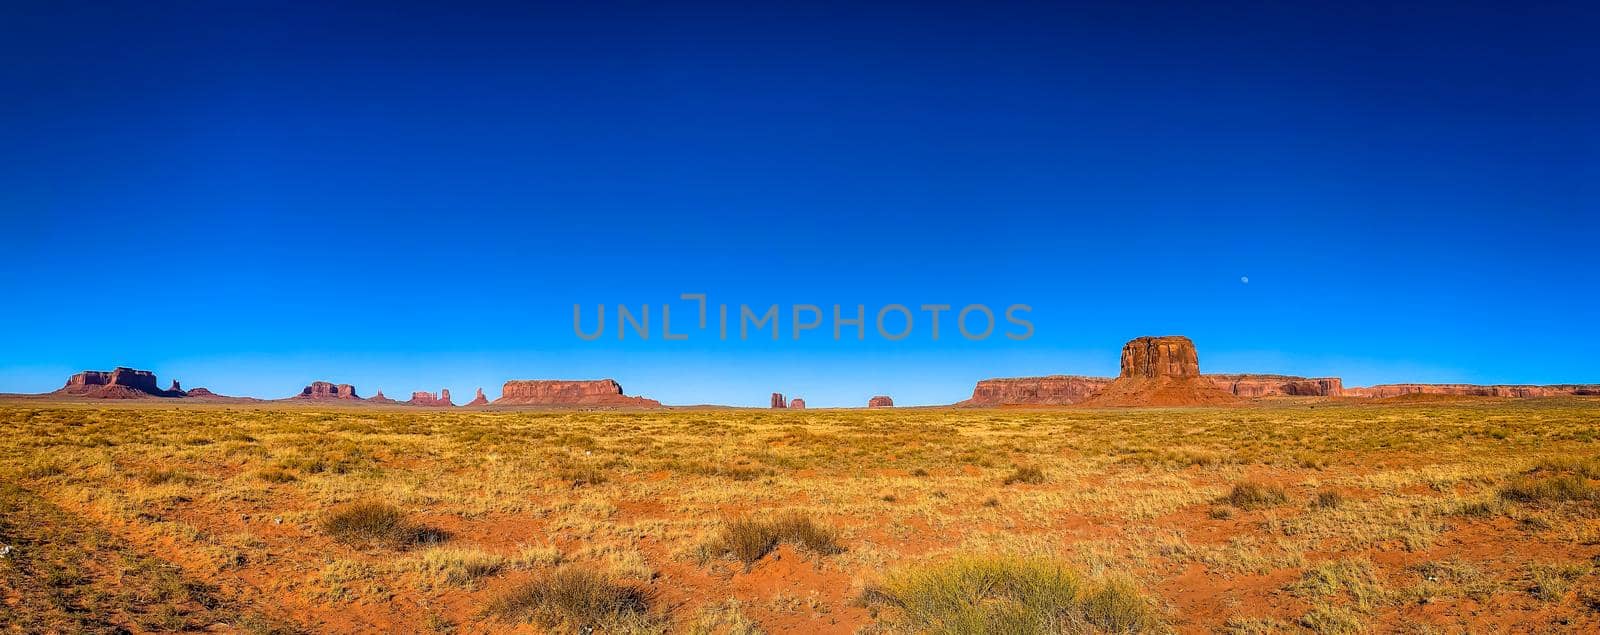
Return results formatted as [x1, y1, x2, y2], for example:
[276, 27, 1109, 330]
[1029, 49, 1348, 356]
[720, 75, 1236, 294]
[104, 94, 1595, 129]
[789, 397, 806, 409]
[1207, 374, 1344, 397]
[56, 368, 185, 398]
[771, 392, 787, 409]
[1344, 384, 1600, 398]
[493, 379, 661, 408]
[958, 375, 1114, 406]
[408, 389, 453, 407]
[868, 395, 894, 408]
[466, 388, 489, 406]
[295, 381, 360, 400]
[1082, 336, 1239, 407]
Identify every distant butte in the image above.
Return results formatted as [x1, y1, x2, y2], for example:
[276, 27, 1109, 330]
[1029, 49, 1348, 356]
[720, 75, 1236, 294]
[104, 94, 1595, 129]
[466, 387, 489, 406]
[492, 379, 660, 408]
[295, 381, 361, 400]
[962, 335, 1600, 407]
[47, 367, 249, 401]
[408, 389, 453, 407]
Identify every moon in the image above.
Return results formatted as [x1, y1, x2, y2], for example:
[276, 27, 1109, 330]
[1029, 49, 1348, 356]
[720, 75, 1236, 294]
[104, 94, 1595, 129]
[1240, 276, 1249, 284]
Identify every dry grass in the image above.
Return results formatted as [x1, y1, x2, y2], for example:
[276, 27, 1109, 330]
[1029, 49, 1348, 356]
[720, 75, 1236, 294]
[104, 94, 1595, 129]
[705, 512, 844, 565]
[484, 567, 651, 631]
[320, 501, 443, 549]
[4, 398, 1600, 632]
[859, 555, 1162, 633]
[1226, 481, 1288, 510]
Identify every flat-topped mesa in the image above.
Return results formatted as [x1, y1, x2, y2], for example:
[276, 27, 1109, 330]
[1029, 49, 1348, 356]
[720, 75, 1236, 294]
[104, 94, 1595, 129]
[493, 379, 661, 408]
[296, 381, 360, 400]
[771, 392, 787, 409]
[868, 395, 894, 408]
[408, 389, 453, 407]
[367, 390, 398, 404]
[1120, 336, 1201, 378]
[466, 388, 489, 406]
[58, 367, 183, 398]
[789, 397, 806, 409]
[1207, 374, 1344, 398]
[958, 375, 1115, 406]
[1345, 384, 1600, 399]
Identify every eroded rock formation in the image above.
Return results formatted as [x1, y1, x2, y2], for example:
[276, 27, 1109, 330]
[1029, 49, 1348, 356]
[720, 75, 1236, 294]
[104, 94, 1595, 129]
[771, 392, 787, 409]
[408, 389, 453, 407]
[467, 388, 489, 406]
[367, 390, 398, 404]
[1344, 384, 1600, 398]
[1208, 374, 1344, 397]
[1120, 336, 1201, 378]
[959, 376, 1114, 406]
[296, 381, 360, 400]
[57, 367, 184, 398]
[494, 379, 661, 408]
[1084, 336, 1238, 407]
[789, 397, 806, 409]
[868, 395, 894, 408]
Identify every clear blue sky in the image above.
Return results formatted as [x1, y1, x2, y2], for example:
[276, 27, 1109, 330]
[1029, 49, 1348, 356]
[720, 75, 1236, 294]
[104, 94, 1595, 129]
[2, 1, 1596, 406]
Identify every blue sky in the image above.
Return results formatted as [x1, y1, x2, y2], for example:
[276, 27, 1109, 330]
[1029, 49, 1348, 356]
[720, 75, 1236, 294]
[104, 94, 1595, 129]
[2, 1, 1596, 406]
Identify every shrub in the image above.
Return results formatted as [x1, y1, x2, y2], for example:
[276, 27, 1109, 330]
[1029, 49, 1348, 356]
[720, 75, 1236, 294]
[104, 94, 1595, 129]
[320, 501, 443, 549]
[484, 567, 649, 630]
[1226, 482, 1288, 510]
[1002, 466, 1046, 485]
[859, 555, 1162, 634]
[708, 512, 843, 565]
[1313, 490, 1344, 510]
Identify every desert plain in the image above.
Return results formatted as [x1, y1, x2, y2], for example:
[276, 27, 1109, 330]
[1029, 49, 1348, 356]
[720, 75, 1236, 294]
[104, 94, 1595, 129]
[2, 397, 1599, 634]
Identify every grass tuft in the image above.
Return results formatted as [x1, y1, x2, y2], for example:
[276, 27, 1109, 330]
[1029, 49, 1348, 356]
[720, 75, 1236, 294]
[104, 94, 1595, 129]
[1002, 465, 1046, 485]
[1226, 481, 1288, 510]
[859, 555, 1162, 634]
[708, 512, 844, 565]
[483, 567, 649, 630]
[320, 501, 444, 549]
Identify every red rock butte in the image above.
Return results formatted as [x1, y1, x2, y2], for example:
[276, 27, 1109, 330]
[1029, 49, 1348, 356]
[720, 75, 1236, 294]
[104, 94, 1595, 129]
[296, 381, 360, 400]
[51, 367, 243, 401]
[771, 392, 787, 409]
[868, 395, 894, 408]
[1120, 335, 1201, 378]
[492, 379, 660, 408]
[789, 397, 806, 409]
[466, 388, 489, 406]
[408, 389, 453, 407]
[963, 335, 1600, 407]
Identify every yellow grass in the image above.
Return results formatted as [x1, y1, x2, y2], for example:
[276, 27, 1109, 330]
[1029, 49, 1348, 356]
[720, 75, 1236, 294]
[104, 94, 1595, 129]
[2, 398, 1600, 632]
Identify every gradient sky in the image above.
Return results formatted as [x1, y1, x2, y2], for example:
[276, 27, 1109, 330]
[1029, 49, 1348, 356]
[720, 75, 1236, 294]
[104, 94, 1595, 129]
[2, 1, 1596, 406]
